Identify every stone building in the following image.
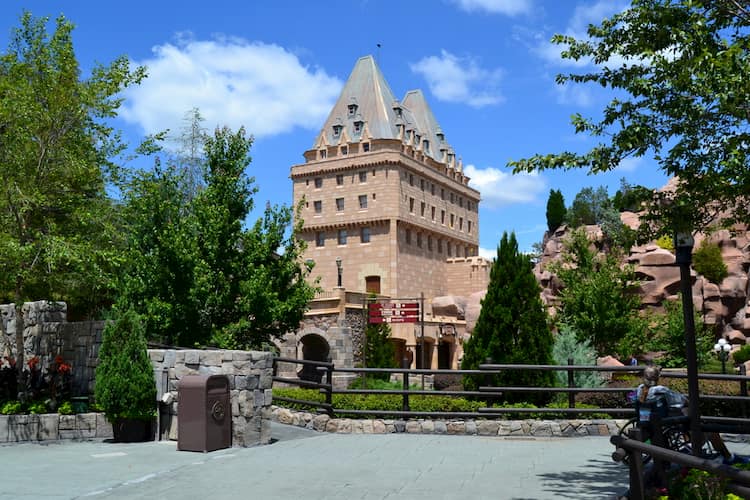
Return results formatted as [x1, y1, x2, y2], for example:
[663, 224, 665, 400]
[281, 56, 490, 377]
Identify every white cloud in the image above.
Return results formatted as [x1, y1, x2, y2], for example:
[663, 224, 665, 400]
[464, 164, 546, 208]
[478, 246, 497, 260]
[449, 0, 533, 16]
[532, 0, 628, 67]
[121, 35, 342, 139]
[614, 156, 642, 173]
[410, 50, 504, 108]
[554, 83, 594, 107]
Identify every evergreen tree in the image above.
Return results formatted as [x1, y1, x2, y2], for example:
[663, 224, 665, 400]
[545, 189, 566, 233]
[364, 323, 397, 380]
[461, 232, 555, 404]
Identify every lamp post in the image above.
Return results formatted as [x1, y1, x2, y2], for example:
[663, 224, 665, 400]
[714, 338, 732, 374]
[335, 257, 343, 288]
[674, 231, 704, 456]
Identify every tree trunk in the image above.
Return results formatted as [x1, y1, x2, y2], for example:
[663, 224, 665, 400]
[14, 280, 25, 400]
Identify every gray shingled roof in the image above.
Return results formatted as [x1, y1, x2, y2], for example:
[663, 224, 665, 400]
[314, 55, 454, 164]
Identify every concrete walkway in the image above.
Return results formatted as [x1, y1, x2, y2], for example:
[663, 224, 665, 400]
[6, 422, 746, 500]
[0, 422, 624, 499]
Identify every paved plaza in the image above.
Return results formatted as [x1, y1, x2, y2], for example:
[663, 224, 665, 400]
[4, 422, 748, 500]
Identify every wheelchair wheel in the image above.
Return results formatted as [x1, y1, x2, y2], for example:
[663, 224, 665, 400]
[618, 418, 652, 466]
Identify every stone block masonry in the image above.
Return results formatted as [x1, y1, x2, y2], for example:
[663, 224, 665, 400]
[150, 349, 273, 447]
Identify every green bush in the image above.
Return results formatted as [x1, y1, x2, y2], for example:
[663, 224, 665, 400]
[693, 241, 728, 284]
[646, 298, 714, 368]
[58, 401, 74, 415]
[1, 400, 22, 415]
[655, 234, 674, 251]
[732, 345, 750, 365]
[27, 400, 48, 414]
[95, 308, 156, 421]
[552, 324, 604, 388]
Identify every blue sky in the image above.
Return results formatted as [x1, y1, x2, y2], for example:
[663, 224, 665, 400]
[1, 0, 670, 256]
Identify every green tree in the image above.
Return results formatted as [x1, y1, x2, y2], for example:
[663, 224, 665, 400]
[120, 125, 317, 348]
[364, 323, 397, 380]
[566, 186, 610, 228]
[613, 179, 653, 213]
[461, 232, 555, 404]
[551, 228, 644, 356]
[118, 161, 197, 345]
[0, 12, 144, 384]
[511, 0, 750, 236]
[692, 240, 728, 284]
[95, 308, 156, 422]
[545, 189, 567, 233]
[647, 298, 714, 368]
[551, 324, 603, 388]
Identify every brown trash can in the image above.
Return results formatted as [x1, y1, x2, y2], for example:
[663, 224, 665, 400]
[177, 375, 231, 452]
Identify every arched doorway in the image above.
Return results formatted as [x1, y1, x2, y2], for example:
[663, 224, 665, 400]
[298, 333, 330, 383]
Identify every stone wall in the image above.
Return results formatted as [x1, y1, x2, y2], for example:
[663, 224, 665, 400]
[271, 406, 627, 437]
[0, 413, 112, 443]
[150, 349, 273, 447]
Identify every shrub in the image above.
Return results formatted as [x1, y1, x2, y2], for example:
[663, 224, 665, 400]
[693, 241, 728, 284]
[58, 401, 74, 415]
[732, 345, 750, 365]
[0, 400, 22, 415]
[552, 324, 604, 388]
[27, 401, 48, 414]
[363, 323, 397, 379]
[95, 308, 156, 422]
[655, 235, 674, 251]
[647, 298, 714, 368]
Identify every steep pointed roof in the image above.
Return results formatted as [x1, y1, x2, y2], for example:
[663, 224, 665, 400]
[313, 55, 455, 165]
[315, 55, 400, 146]
[401, 89, 447, 161]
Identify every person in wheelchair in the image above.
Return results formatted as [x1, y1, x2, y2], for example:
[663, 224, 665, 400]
[636, 365, 734, 462]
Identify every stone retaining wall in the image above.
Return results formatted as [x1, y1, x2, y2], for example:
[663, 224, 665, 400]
[150, 349, 273, 447]
[270, 406, 628, 437]
[0, 413, 112, 443]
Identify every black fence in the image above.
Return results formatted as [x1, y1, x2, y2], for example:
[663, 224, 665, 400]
[272, 357, 750, 420]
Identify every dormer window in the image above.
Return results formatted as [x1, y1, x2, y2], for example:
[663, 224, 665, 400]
[348, 103, 357, 116]
[437, 132, 445, 142]
[393, 103, 403, 118]
[332, 124, 342, 137]
[353, 120, 363, 134]
[423, 139, 429, 153]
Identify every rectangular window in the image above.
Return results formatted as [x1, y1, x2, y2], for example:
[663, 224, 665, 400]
[409, 174, 414, 186]
[361, 227, 371, 243]
[431, 184, 435, 196]
[359, 194, 368, 209]
[336, 174, 344, 186]
[417, 233, 422, 248]
[316, 232, 325, 247]
[405, 229, 411, 244]
[338, 229, 347, 245]
[409, 197, 415, 213]
[341, 146, 348, 155]
[314, 177, 322, 188]
[459, 217, 463, 231]
[441, 188, 445, 200]
[314, 200, 322, 214]
[420, 179, 425, 191]
[441, 210, 445, 224]
[428, 236, 433, 251]
[468, 220, 473, 234]
[320, 150, 327, 159]
[359, 171, 367, 183]
[450, 192, 454, 203]
[431, 206, 435, 221]
[363, 143, 370, 152]
[459, 197, 464, 208]
[438, 239, 443, 254]
[447, 242, 452, 257]
[450, 214, 455, 228]
[336, 198, 345, 211]
[420, 201, 425, 217]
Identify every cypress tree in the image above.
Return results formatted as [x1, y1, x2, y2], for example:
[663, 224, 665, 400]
[545, 189, 566, 233]
[461, 232, 555, 404]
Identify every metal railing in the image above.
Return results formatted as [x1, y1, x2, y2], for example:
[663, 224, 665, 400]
[272, 358, 750, 420]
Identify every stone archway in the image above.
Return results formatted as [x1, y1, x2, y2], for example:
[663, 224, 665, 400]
[298, 333, 330, 383]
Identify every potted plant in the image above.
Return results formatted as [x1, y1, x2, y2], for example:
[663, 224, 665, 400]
[95, 308, 156, 442]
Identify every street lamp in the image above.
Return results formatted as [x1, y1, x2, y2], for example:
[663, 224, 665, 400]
[674, 230, 704, 456]
[335, 257, 343, 288]
[714, 338, 732, 374]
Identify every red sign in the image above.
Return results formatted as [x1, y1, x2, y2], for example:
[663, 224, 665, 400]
[368, 302, 419, 324]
